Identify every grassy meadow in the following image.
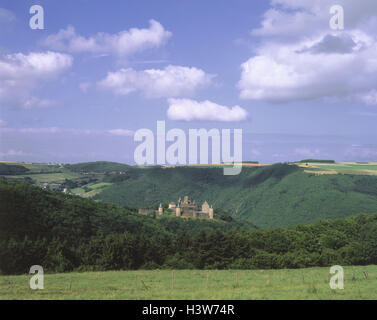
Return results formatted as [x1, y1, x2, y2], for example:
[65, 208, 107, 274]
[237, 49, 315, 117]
[1, 266, 376, 300]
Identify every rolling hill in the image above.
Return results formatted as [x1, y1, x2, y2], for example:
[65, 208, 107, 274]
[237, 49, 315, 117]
[2, 161, 377, 228]
[1, 177, 377, 275]
[93, 163, 377, 228]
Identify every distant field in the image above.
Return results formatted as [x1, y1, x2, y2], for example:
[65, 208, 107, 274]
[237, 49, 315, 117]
[0, 162, 110, 189]
[1, 266, 376, 300]
[71, 187, 85, 195]
[88, 182, 113, 190]
[70, 182, 113, 197]
[25, 172, 81, 183]
[163, 163, 268, 169]
[296, 162, 377, 176]
[3, 172, 81, 183]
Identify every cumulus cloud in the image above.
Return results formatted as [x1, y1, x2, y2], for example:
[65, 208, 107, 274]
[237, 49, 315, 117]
[238, 37, 377, 102]
[297, 34, 358, 54]
[98, 65, 214, 98]
[239, 0, 377, 104]
[42, 20, 171, 56]
[0, 51, 73, 108]
[253, 0, 377, 38]
[251, 8, 324, 39]
[167, 98, 248, 122]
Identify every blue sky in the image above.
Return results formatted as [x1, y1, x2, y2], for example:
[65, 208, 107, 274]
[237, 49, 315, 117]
[1, 0, 377, 164]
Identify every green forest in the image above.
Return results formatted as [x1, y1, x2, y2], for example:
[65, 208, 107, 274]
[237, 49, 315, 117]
[94, 163, 377, 227]
[1, 178, 377, 275]
[3, 161, 377, 228]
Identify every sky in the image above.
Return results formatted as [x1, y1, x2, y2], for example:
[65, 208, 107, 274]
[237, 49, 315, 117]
[1, 0, 377, 164]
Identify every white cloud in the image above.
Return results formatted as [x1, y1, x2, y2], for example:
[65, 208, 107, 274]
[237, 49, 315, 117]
[107, 129, 134, 136]
[0, 149, 30, 157]
[361, 90, 377, 106]
[167, 98, 248, 122]
[0, 127, 68, 134]
[0, 51, 73, 108]
[22, 97, 57, 109]
[297, 34, 357, 54]
[251, 8, 324, 40]
[99, 65, 214, 98]
[42, 20, 172, 56]
[253, 0, 377, 38]
[0, 126, 134, 136]
[239, 1, 377, 104]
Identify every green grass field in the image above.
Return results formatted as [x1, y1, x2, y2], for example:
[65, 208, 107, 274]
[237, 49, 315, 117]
[1, 266, 376, 300]
[88, 182, 113, 190]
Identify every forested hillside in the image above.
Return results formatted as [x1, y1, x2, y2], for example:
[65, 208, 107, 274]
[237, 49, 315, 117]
[2, 161, 377, 228]
[1, 178, 377, 275]
[95, 164, 377, 228]
[0, 179, 254, 273]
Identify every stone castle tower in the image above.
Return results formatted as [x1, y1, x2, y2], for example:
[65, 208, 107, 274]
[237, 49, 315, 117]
[174, 196, 213, 219]
[176, 204, 181, 217]
[209, 205, 214, 219]
[158, 203, 163, 215]
[202, 201, 210, 214]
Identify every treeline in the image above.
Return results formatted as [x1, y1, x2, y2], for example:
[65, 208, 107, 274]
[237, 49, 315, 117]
[1, 213, 377, 274]
[64, 161, 131, 173]
[1, 179, 377, 274]
[299, 159, 335, 163]
[0, 163, 29, 175]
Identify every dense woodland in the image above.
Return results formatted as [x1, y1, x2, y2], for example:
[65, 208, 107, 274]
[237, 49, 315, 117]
[1, 178, 377, 275]
[3, 161, 377, 228]
[94, 163, 377, 227]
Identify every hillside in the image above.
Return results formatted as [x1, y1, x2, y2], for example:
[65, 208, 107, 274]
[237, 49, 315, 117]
[94, 163, 377, 228]
[2, 161, 377, 228]
[1, 178, 377, 275]
[0, 179, 251, 242]
[0, 178, 255, 274]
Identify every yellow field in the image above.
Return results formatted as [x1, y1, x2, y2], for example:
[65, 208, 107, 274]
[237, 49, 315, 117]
[297, 162, 377, 176]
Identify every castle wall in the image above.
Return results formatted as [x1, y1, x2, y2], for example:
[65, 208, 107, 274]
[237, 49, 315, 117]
[139, 196, 214, 220]
[202, 201, 210, 213]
